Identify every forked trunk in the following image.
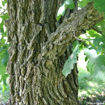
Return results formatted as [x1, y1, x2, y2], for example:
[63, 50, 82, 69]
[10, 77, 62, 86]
[7, 0, 78, 105]
[6, 0, 102, 105]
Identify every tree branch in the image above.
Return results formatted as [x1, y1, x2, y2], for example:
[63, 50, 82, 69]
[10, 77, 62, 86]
[38, 3, 103, 60]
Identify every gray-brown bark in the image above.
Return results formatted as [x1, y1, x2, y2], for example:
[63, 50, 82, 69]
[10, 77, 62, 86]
[6, 0, 103, 105]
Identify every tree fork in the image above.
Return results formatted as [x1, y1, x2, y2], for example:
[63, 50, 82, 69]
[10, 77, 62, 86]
[6, 0, 103, 105]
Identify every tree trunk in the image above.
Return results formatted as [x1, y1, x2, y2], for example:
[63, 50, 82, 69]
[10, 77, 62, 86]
[6, 0, 103, 105]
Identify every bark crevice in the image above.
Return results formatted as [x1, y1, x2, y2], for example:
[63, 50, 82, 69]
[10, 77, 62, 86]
[6, 1, 103, 105]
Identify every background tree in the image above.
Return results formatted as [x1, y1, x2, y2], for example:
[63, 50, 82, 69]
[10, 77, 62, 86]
[5, 0, 103, 105]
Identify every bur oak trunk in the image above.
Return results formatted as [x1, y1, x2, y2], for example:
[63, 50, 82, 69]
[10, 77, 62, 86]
[6, 0, 102, 105]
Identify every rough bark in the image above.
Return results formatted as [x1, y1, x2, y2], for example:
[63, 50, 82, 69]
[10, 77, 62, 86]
[6, 0, 103, 105]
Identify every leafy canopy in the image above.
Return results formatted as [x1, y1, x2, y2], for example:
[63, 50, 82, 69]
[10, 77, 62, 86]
[57, 0, 105, 21]
[61, 0, 105, 77]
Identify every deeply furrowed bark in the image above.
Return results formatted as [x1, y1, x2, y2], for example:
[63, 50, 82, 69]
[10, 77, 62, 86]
[6, 0, 103, 105]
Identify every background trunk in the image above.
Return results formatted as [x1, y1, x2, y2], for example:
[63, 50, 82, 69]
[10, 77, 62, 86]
[6, 0, 78, 105]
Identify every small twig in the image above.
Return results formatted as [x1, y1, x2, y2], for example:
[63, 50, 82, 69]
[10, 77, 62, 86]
[72, 31, 89, 47]
[72, 31, 85, 42]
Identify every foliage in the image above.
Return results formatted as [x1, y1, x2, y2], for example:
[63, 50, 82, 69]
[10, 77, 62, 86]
[93, 0, 105, 14]
[78, 0, 92, 8]
[0, 0, 9, 102]
[78, 51, 105, 104]
[56, 0, 75, 21]
[84, 49, 105, 77]
[62, 41, 80, 77]
[78, 0, 105, 14]
[61, 0, 105, 77]
[57, 0, 105, 20]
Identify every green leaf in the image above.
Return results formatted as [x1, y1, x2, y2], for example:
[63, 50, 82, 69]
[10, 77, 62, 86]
[0, 13, 8, 20]
[2, 0, 7, 6]
[56, 0, 75, 21]
[62, 42, 80, 77]
[65, 0, 75, 9]
[78, 0, 89, 8]
[93, 0, 105, 14]
[1, 51, 8, 66]
[0, 63, 6, 75]
[85, 49, 105, 80]
[88, 29, 100, 37]
[56, 4, 66, 21]
[97, 20, 105, 36]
